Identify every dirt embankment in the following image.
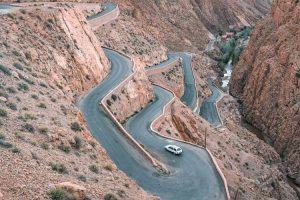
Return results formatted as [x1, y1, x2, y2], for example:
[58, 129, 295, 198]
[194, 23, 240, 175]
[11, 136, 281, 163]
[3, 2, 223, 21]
[230, 0, 300, 178]
[0, 5, 155, 200]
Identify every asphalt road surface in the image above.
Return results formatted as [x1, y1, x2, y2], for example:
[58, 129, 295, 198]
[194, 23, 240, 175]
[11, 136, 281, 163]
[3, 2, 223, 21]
[199, 78, 222, 127]
[147, 52, 198, 110]
[78, 49, 227, 200]
[86, 3, 116, 21]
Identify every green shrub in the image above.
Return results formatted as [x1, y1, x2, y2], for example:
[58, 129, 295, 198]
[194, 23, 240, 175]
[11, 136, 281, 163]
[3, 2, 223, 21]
[18, 82, 29, 91]
[111, 94, 117, 101]
[11, 147, 21, 154]
[39, 82, 48, 88]
[104, 164, 113, 172]
[58, 143, 70, 153]
[12, 50, 21, 57]
[6, 102, 17, 110]
[0, 109, 7, 117]
[6, 86, 17, 94]
[19, 74, 35, 85]
[40, 142, 49, 150]
[77, 175, 87, 182]
[0, 91, 8, 99]
[50, 162, 68, 174]
[38, 103, 47, 109]
[217, 62, 226, 71]
[0, 64, 11, 76]
[25, 52, 31, 60]
[70, 122, 82, 132]
[73, 136, 82, 149]
[31, 94, 39, 99]
[106, 99, 112, 106]
[0, 139, 13, 148]
[38, 127, 48, 135]
[296, 70, 300, 78]
[48, 188, 75, 200]
[89, 164, 99, 174]
[104, 193, 118, 200]
[0, 133, 5, 140]
[23, 123, 35, 133]
[13, 62, 23, 71]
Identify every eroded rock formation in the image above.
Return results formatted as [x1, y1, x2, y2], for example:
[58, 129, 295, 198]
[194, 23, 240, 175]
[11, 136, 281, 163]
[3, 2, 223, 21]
[230, 0, 300, 174]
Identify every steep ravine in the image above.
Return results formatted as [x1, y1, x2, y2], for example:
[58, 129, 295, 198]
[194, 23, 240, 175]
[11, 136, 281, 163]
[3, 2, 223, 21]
[230, 0, 300, 187]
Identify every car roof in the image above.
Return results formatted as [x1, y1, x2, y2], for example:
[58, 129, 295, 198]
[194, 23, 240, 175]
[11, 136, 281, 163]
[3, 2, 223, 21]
[167, 144, 181, 149]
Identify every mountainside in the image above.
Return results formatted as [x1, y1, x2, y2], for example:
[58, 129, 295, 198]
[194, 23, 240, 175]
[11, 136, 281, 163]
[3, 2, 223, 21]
[196, 0, 271, 32]
[0, 5, 155, 199]
[230, 0, 300, 180]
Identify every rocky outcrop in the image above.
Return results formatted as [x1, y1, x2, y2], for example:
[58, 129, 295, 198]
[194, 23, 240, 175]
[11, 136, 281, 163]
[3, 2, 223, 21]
[148, 63, 184, 98]
[154, 100, 204, 145]
[230, 0, 300, 174]
[105, 58, 154, 123]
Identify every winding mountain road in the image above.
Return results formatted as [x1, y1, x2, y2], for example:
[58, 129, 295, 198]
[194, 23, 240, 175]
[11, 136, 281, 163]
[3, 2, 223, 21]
[79, 49, 227, 200]
[147, 53, 198, 110]
[79, 4, 228, 200]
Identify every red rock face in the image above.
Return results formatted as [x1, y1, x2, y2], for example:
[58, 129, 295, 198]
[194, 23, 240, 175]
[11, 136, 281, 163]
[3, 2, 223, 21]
[230, 0, 300, 173]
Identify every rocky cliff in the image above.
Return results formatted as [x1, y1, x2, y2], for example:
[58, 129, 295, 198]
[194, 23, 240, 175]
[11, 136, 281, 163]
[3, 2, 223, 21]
[230, 0, 300, 176]
[192, 0, 272, 33]
[104, 58, 154, 123]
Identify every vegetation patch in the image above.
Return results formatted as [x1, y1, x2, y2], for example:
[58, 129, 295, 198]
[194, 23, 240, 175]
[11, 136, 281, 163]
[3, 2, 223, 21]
[0, 139, 13, 148]
[296, 70, 300, 78]
[58, 142, 71, 153]
[23, 123, 35, 133]
[73, 136, 82, 150]
[48, 188, 75, 200]
[6, 86, 17, 94]
[13, 62, 24, 71]
[6, 102, 17, 110]
[104, 193, 118, 200]
[50, 162, 68, 174]
[0, 64, 11, 76]
[18, 82, 29, 91]
[0, 109, 8, 117]
[89, 164, 99, 174]
[70, 122, 82, 132]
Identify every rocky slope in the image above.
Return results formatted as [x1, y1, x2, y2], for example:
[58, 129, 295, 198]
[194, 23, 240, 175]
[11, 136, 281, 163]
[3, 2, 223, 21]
[154, 96, 298, 199]
[191, 0, 272, 33]
[230, 0, 300, 178]
[104, 58, 154, 123]
[0, 5, 155, 199]
[148, 63, 184, 98]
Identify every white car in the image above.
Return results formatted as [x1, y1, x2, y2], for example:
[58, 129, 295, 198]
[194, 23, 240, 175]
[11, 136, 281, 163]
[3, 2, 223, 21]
[164, 144, 183, 155]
